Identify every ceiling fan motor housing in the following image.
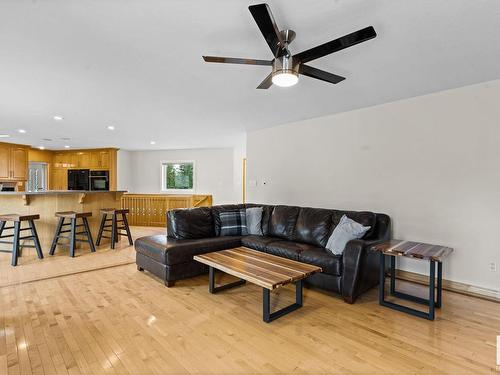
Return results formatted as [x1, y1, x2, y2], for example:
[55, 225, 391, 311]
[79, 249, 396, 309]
[272, 55, 299, 77]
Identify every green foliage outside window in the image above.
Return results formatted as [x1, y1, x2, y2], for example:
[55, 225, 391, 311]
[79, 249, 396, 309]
[165, 163, 194, 190]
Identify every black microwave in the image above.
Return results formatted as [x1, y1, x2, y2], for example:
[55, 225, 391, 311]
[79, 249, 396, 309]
[90, 170, 109, 191]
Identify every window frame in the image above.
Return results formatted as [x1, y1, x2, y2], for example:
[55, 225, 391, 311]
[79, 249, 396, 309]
[160, 160, 196, 193]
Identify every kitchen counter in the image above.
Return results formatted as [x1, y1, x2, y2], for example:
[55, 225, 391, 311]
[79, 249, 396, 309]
[0, 190, 127, 195]
[0, 190, 127, 251]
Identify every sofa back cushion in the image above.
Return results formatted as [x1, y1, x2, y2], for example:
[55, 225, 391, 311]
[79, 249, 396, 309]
[269, 205, 300, 240]
[294, 207, 333, 247]
[167, 207, 215, 240]
[212, 204, 246, 236]
[261, 205, 274, 236]
[331, 210, 376, 239]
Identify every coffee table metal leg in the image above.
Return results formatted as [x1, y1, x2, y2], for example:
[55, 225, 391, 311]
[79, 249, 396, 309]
[263, 280, 303, 323]
[208, 266, 246, 294]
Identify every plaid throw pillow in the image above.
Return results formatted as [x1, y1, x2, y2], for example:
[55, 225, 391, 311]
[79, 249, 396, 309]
[219, 209, 248, 236]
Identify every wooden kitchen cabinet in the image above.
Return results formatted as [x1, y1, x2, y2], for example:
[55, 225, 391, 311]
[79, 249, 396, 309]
[54, 152, 73, 168]
[0, 142, 28, 181]
[75, 152, 90, 168]
[90, 150, 110, 169]
[51, 168, 68, 190]
[11, 147, 28, 179]
[0, 144, 10, 179]
[38, 147, 117, 190]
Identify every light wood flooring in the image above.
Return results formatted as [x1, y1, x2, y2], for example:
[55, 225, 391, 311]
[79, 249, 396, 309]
[0, 228, 499, 374]
[0, 226, 160, 287]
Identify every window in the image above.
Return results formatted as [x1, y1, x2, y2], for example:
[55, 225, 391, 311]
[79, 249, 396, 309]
[161, 161, 195, 192]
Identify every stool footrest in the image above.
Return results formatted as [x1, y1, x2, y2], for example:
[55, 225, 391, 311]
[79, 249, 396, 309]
[18, 235, 36, 240]
[61, 223, 85, 228]
[0, 227, 32, 231]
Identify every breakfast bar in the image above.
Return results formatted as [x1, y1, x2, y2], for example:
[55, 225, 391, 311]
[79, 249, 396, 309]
[0, 190, 126, 250]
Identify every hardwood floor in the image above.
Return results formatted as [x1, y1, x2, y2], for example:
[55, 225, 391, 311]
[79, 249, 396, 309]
[0, 226, 161, 287]
[0, 230, 499, 374]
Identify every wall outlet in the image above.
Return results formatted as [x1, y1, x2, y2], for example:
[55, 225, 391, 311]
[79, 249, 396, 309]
[489, 262, 497, 272]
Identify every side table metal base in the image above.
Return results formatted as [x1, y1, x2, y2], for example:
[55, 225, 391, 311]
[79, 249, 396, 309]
[379, 253, 442, 320]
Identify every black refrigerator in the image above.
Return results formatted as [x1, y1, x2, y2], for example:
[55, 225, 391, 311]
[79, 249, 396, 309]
[67, 169, 90, 190]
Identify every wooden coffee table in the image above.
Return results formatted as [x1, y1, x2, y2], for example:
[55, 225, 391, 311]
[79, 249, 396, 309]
[194, 247, 322, 323]
[371, 240, 453, 320]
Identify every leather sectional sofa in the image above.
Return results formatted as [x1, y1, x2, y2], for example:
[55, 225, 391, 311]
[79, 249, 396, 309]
[135, 204, 390, 303]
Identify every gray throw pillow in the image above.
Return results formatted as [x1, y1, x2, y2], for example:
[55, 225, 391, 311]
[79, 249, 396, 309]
[325, 214, 371, 255]
[246, 207, 263, 235]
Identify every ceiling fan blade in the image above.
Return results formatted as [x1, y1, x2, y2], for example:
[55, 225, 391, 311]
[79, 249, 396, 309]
[248, 3, 285, 57]
[203, 56, 273, 66]
[294, 26, 376, 64]
[257, 73, 273, 89]
[299, 64, 345, 84]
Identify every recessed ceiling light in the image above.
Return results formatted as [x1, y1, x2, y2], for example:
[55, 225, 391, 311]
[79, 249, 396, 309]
[150, 141, 156, 145]
[18, 129, 26, 134]
[107, 126, 115, 130]
[53, 116, 64, 121]
[0, 134, 10, 138]
[64, 145, 70, 149]
[38, 146, 45, 150]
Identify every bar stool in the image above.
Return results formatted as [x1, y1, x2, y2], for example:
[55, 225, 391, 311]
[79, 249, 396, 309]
[49, 211, 95, 257]
[96, 208, 133, 249]
[0, 214, 43, 266]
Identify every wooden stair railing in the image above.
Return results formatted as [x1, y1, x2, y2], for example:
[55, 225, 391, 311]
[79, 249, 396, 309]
[121, 194, 213, 227]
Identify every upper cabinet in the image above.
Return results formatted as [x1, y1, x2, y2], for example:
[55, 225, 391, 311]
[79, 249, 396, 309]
[0, 143, 28, 181]
[10, 147, 28, 179]
[90, 150, 110, 169]
[0, 145, 10, 179]
[74, 151, 90, 168]
[53, 149, 112, 169]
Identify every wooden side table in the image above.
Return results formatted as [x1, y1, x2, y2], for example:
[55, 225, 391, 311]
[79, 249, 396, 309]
[371, 240, 453, 320]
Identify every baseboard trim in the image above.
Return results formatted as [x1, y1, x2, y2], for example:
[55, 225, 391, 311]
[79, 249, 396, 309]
[396, 269, 500, 303]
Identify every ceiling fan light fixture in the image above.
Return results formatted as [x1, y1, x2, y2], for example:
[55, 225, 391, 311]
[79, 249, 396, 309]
[271, 70, 298, 87]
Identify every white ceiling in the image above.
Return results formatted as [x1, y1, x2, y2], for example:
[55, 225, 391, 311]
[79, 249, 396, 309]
[1, 0, 500, 150]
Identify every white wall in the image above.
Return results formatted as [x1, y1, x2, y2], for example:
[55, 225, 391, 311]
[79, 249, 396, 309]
[247, 79, 500, 292]
[117, 149, 133, 192]
[118, 148, 241, 205]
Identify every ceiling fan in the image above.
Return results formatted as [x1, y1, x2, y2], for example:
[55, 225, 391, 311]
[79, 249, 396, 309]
[203, 3, 376, 89]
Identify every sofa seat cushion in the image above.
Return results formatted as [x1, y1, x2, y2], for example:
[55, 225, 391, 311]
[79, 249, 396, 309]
[135, 235, 242, 265]
[241, 235, 276, 252]
[262, 240, 323, 261]
[299, 248, 342, 276]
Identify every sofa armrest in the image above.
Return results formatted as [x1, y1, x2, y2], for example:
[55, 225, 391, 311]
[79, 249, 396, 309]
[341, 238, 386, 304]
